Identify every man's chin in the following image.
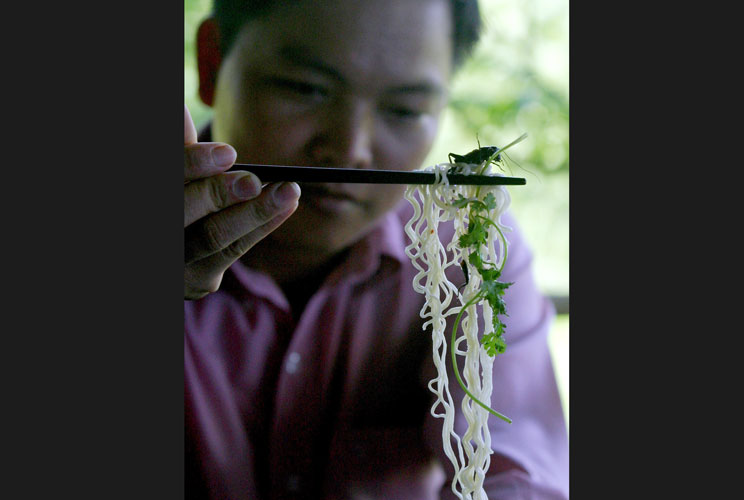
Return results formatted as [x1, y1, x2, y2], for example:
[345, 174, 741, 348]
[268, 206, 360, 254]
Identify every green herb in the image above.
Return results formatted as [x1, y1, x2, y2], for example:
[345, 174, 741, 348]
[444, 138, 527, 425]
[449, 192, 513, 423]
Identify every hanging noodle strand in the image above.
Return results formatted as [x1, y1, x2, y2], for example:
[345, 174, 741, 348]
[403, 151, 516, 500]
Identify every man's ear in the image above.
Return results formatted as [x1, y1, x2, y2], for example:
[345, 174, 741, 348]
[196, 17, 222, 107]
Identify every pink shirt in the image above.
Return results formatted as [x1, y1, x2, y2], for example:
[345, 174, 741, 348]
[185, 201, 569, 499]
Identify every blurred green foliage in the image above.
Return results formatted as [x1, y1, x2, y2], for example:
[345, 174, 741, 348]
[431, 0, 568, 175]
[424, 0, 569, 297]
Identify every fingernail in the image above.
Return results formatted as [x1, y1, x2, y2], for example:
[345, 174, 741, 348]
[232, 173, 261, 199]
[271, 182, 301, 204]
[211, 145, 236, 167]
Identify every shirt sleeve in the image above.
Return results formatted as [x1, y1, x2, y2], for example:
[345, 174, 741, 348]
[422, 211, 569, 499]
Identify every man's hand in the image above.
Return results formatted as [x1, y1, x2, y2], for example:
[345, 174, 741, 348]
[184, 104, 300, 300]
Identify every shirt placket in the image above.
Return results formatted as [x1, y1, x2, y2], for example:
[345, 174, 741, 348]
[268, 286, 352, 499]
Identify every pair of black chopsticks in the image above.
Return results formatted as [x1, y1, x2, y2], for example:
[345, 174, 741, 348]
[227, 164, 526, 186]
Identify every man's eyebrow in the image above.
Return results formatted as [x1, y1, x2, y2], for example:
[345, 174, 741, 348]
[279, 46, 448, 98]
[278, 46, 447, 97]
[278, 46, 346, 82]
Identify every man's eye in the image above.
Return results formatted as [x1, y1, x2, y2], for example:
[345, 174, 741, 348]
[271, 78, 328, 99]
[384, 106, 424, 120]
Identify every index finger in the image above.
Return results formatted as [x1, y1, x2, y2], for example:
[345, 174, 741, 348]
[185, 142, 237, 182]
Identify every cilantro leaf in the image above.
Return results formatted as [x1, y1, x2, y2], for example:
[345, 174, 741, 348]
[483, 192, 497, 210]
[478, 267, 501, 282]
[452, 195, 472, 209]
[480, 278, 511, 296]
[458, 219, 488, 248]
[480, 279, 512, 315]
[481, 331, 506, 356]
[469, 200, 487, 212]
[467, 251, 483, 269]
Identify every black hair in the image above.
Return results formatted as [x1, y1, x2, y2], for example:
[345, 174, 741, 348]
[213, 0, 482, 70]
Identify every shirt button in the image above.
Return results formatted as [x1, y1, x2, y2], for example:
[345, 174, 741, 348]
[285, 352, 301, 374]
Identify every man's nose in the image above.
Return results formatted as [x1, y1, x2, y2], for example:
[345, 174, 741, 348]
[309, 100, 374, 169]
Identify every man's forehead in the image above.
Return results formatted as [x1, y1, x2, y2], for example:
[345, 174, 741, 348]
[233, 0, 452, 90]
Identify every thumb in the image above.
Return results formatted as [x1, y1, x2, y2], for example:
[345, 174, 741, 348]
[185, 104, 198, 145]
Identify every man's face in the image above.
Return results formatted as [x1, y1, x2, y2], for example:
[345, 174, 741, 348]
[211, 0, 453, 255]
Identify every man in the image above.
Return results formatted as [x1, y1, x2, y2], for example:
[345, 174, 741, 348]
[184, 0, 568, 498]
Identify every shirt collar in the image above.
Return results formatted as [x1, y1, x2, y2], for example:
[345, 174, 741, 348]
[223, 259, 291, 311]
[333, 205, 408, 285]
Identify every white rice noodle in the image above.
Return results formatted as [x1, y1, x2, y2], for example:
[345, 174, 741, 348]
[403, 162, 511, 500]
